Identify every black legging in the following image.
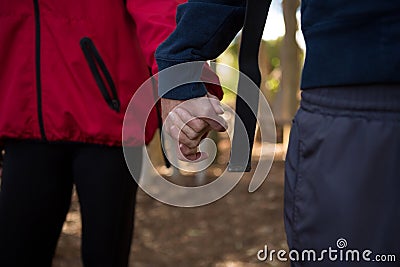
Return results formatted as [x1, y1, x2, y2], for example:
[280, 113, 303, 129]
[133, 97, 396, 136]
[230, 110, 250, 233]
[0, 141, 142, 267]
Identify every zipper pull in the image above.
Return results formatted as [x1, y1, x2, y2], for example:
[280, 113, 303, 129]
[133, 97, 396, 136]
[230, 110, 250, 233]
[111, 99, 120, 112]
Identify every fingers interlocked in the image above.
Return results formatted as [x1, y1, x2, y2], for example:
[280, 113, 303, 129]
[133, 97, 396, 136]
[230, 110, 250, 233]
[162, 94, 227, 162]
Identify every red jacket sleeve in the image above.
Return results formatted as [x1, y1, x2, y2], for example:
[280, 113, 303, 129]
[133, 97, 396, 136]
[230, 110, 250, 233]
[126, 0, 185, 75]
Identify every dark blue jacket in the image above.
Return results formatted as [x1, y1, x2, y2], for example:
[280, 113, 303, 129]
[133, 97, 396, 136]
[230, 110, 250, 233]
[156, 0, 400, 99]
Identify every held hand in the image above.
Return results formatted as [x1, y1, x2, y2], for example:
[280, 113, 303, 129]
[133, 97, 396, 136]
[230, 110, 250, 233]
[161, 93, 227, 162]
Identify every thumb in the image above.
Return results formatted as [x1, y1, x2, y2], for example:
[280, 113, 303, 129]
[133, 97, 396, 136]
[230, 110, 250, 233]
[207, 93, 224, 115]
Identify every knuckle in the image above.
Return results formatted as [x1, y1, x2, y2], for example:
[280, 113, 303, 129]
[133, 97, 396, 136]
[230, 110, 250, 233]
[178, 136, 197, 149]
[186, 131, 198, 140]
[191, 119, 207, 132]
[186, 140, 199, 149]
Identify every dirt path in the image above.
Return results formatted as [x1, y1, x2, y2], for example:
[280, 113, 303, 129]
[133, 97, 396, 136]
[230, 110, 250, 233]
[53, 156, 289, 267]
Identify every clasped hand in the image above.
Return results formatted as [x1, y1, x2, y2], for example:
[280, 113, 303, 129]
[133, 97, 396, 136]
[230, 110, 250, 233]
[161, 93, 227, 162]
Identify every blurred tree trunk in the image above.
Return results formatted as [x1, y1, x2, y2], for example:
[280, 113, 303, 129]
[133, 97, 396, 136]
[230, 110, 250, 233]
[255, 41, 277, 144]
[259, 41, 272, 103]
[275, 0, 301, 150]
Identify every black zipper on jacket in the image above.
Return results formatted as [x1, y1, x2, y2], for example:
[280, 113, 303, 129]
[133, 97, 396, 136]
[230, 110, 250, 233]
[33, 0, 47, 140]
[80, 37, 120, 112]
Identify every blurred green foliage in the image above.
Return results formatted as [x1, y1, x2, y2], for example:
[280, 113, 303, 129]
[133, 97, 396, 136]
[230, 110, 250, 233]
[216, 35, 283, 103]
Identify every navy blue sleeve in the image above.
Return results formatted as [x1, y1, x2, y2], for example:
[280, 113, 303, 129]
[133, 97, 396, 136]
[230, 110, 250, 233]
[155, 0, 246, 100]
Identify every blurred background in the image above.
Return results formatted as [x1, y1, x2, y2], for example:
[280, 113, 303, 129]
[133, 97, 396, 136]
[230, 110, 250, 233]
[53, 0, 303, 266]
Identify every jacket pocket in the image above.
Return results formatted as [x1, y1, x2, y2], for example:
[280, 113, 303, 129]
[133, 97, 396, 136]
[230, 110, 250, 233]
[80, 37, 120, 112]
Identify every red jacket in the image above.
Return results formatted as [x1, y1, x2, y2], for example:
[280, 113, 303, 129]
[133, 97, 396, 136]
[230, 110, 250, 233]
[0, 0, 183, 146]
